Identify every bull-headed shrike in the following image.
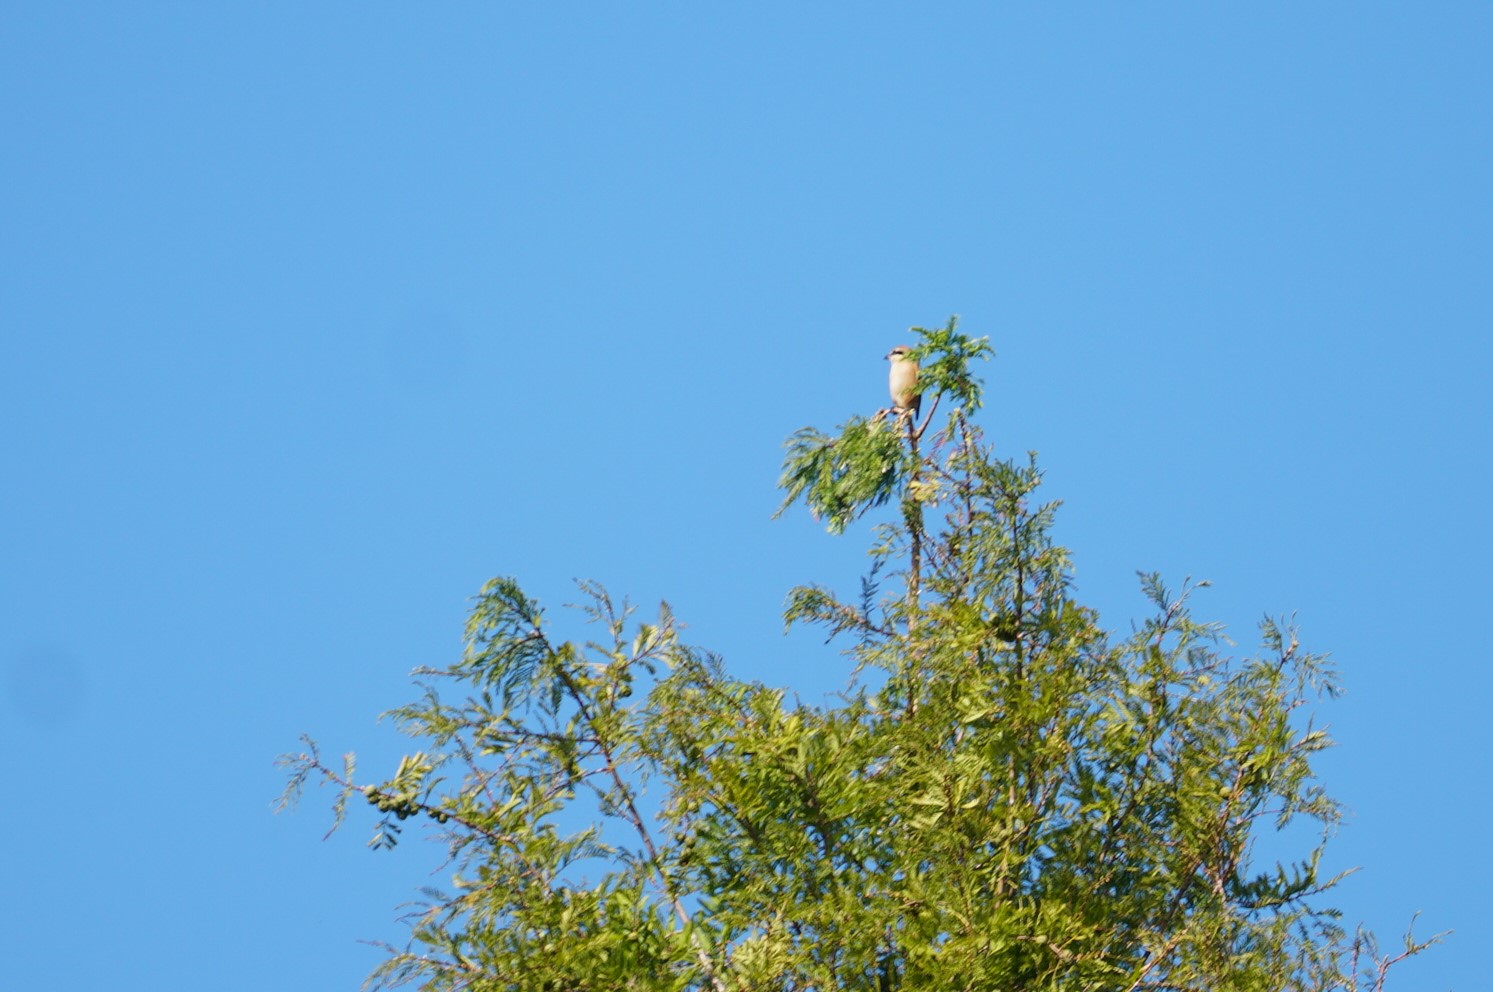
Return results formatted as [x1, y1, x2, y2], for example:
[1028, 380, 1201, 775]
[886, 345, 921, 421]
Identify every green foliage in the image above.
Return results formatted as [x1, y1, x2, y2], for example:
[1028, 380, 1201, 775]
[279, 317, 1440, 990]
[900, 314, 993, 414]
[775, 416, 907, 535]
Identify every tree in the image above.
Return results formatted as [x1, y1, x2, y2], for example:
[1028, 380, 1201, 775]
[279, 317, 1439, 991]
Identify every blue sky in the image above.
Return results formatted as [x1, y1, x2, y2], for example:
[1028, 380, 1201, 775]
[2, 4, 1488, 988]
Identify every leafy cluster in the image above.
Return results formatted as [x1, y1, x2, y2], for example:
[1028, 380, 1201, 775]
[279, 318, 1438, 990]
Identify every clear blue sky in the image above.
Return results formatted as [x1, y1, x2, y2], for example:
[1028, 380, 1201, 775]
[3, 4, 1487, 988]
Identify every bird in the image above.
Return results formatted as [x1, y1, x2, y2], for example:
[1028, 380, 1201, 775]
[886, 345, 921, 421]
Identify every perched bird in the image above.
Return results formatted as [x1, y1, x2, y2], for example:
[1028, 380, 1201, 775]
[886, 345, 921, 420]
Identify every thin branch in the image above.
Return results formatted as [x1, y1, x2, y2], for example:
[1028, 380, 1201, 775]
[549, 646, 732, 992]
[913, 392, 941, 443]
